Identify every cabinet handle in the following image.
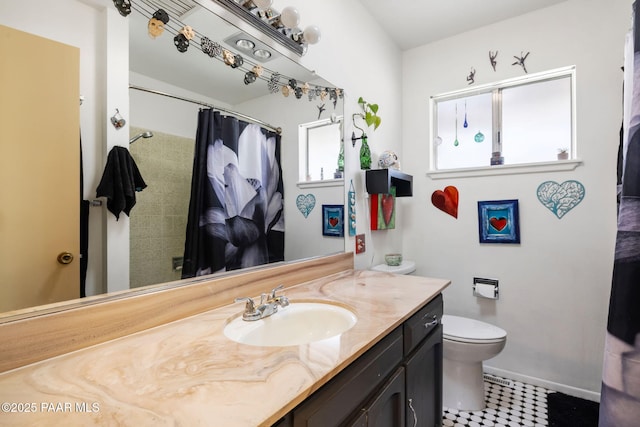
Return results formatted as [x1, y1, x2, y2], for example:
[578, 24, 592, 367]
[408, 398, 418, 427]
[424, 315, 438, 328]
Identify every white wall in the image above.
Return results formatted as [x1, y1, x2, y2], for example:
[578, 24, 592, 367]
[402, 0, 630, 396]
[283, 0, 405, 268]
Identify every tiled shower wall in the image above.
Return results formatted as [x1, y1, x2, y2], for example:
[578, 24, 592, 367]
[129, 127, 194, 288]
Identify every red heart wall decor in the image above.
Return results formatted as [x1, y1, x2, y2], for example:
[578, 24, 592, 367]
[328, 216, 339, 228]
[431, 186, 459, 218]
[381, 194, 395, 226]
[489, 217, 508, 231]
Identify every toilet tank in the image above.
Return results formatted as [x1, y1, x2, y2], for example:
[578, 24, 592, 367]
[371, 260, 416, 275]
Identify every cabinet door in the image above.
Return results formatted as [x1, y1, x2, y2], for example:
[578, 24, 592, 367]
[293, 327, 403, 427]
[404, 325, 442, 427]
[272, 413, 293, 427]
[364, 367, 406, 427]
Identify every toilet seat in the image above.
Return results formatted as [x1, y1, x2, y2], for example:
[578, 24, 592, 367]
[442, 315, 507, 344]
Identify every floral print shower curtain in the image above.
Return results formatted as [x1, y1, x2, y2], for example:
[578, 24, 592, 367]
[181, 109, 284, 278]
[600, 2, 640, 424]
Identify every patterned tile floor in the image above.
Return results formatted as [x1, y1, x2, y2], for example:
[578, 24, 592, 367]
[442, 375, 550, 427]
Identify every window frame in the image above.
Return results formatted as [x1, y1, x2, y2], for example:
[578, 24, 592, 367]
[428, 66, 579, 178]
[297, 115, 344, 186]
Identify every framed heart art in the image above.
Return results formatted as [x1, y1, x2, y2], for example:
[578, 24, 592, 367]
[477, 199, 520, 244]
[322, 205, 345, 237]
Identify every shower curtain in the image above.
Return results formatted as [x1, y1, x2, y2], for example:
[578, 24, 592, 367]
[600, 2, 640, 424]
[181, 109, 284, 278]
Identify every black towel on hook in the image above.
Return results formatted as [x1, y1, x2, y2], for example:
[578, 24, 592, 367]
[96, 146, 147, 220]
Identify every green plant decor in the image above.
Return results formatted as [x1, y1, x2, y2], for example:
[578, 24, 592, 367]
[357, 97, 382, 130]
[353, 97, 381, 170]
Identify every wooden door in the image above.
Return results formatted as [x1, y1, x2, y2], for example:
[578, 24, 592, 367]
[0, 25, 80, 312]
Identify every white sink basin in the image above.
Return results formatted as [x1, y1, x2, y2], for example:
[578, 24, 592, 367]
[223, 301, 357, 347]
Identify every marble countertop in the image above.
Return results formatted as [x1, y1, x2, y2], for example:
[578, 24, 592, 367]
[0, 269, 449, 426]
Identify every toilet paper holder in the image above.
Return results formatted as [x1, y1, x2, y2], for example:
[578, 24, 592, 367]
[473, 277, 499, 299]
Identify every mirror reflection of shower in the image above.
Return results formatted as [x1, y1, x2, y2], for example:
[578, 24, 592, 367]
[129, 131, 153, 144]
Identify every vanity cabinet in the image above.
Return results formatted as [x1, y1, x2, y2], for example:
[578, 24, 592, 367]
[287, 294, 443, 427]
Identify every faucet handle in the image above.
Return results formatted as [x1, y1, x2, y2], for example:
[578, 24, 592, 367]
[269, 284, 284, 299]
[234, 296, 256, 312]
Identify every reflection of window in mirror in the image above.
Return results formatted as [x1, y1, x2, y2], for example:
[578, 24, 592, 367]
[298, 116, 344, 182]
[431, 66, 575, 171]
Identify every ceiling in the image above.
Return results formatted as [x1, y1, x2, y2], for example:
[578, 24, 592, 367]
[357, 0, 568, 50]
[129, 1, 319, 105]
[129, 0, 569, 105]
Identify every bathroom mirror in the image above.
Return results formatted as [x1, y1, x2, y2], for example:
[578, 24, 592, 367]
[0, 0, 344, 318]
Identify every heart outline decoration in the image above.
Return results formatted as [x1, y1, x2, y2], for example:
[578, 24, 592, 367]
[536, 180, 585, 219]
[296, 194, 316, 218]
[431, 186, 459, 218]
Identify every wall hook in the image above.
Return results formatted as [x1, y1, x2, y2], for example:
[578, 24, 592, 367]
[351, 113, 366, 147]
[110, 108, 126, 129]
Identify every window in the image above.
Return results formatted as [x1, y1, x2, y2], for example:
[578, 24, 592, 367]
[430, 66, 576, 172]
[298, 116, 343, 182]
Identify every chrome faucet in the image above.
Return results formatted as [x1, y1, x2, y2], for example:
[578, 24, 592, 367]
[234, 285, 290, 321]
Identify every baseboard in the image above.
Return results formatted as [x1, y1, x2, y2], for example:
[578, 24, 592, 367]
[483, 366, 601, 403]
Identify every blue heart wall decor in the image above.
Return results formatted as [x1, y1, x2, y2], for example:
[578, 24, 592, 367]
[296, 194, 316, 218]
[536, 180, 585, 219]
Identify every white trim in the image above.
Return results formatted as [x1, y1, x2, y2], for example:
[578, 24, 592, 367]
[297, 179, 344, 189]
[483, 366, 601, 402]
[427, 159, 582, 180]
[430, 66, 576, 102]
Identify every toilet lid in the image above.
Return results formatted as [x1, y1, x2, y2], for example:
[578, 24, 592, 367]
[371, 260, 416, 275]
[442, 315, 507, 343]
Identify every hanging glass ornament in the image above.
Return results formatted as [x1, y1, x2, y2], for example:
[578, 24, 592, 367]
[454, 104, 459, 147]
[474, 131, 485, 143]
[463, 100, 469, 128]
[359, 136, 371, 170]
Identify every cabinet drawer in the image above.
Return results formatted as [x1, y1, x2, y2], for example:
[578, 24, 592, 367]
[293, 326, 403, 427]
[403, 294, 443, 355]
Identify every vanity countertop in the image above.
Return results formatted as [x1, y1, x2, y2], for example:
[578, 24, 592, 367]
[0, 269, 449, 426]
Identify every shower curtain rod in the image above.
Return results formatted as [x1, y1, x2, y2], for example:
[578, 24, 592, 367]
[129, 85, 282, 134]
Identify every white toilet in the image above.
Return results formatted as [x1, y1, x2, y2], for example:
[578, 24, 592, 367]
[370, 261, 507, 411]
[370, 260, 416, 275]
[442, 315, 507, 411]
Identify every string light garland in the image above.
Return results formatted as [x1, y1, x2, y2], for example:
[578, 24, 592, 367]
[117, 0, 343, 106]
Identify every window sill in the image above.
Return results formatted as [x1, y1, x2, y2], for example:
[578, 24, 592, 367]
[296, 179, 344, 189]
[427, 159, 583, 180]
